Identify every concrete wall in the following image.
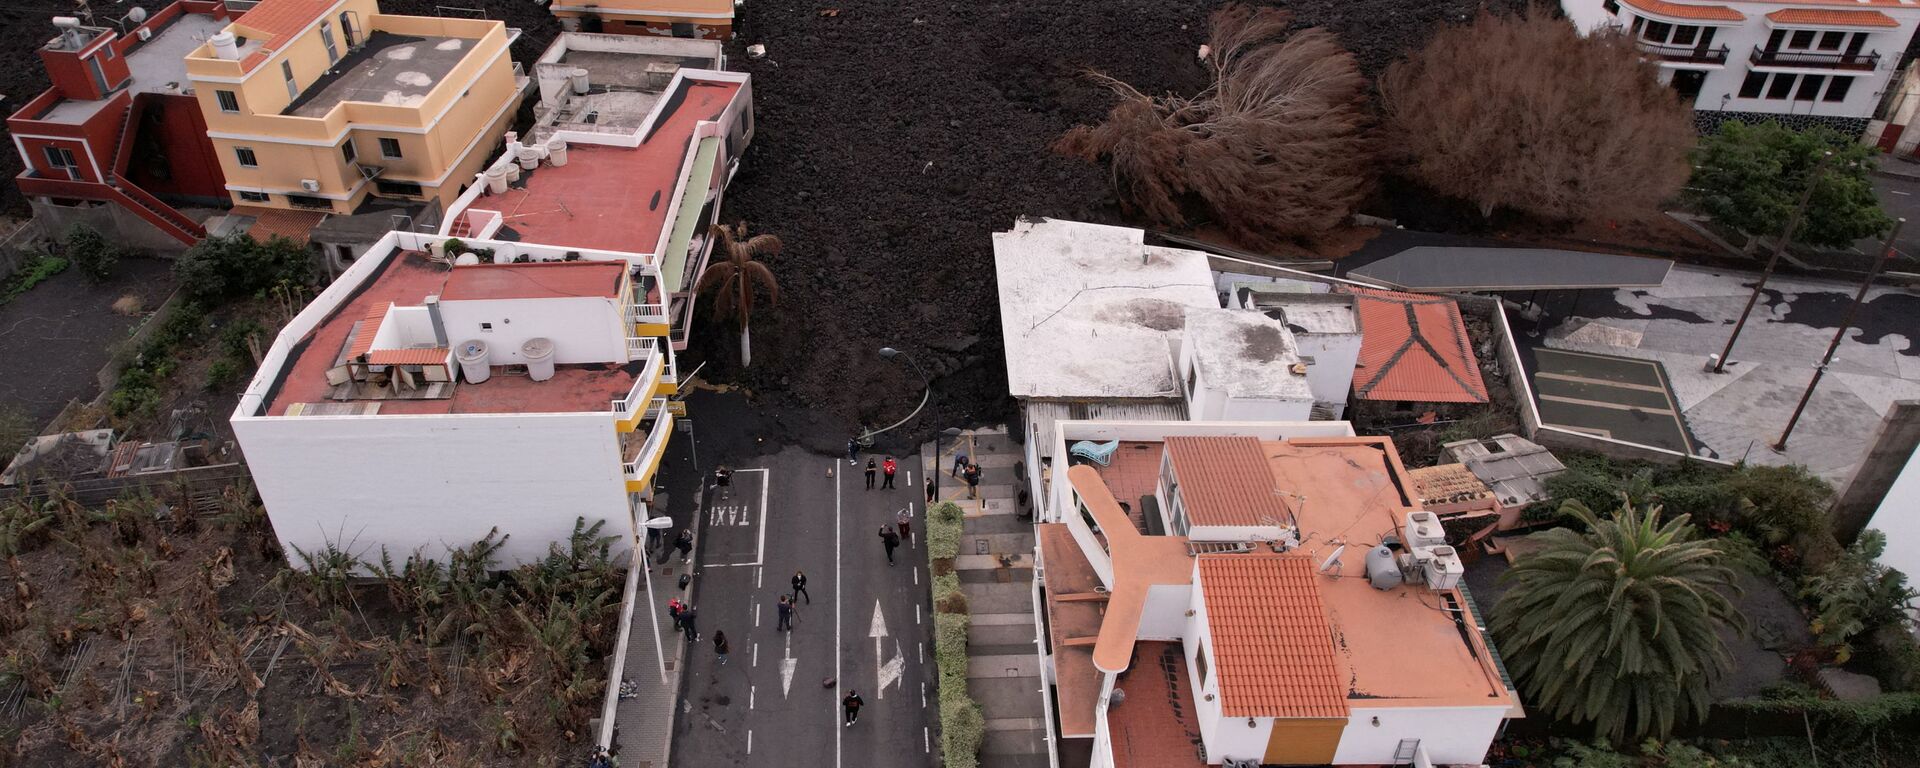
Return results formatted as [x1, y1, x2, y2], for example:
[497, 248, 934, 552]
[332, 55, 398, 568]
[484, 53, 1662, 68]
[1332, 705, 1510, 765]
[1183, 575, 1271, 763]
[1561, 0, 1919, 121]
[437, 295, 628, 365]
[1297, 331, 1361, 416]
[1832, 400, 1920, 549]
[27, 196, 191, 254]
[1139, 583, 1192, 640]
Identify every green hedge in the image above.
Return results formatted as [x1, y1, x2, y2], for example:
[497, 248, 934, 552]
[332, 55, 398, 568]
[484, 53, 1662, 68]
[927, 499, 982, 767]
[927, 500, 964, 560]
[1720, 692, 1920, 738]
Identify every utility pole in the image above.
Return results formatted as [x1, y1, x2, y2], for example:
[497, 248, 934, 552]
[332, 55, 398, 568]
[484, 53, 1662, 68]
[1775, 217, 1905, 451]
[1715, 151, 1832, 374]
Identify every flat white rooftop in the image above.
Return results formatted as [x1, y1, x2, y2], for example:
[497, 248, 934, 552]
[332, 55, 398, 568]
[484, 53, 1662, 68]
[1184, 307, 1312, 400]
[993, 218, 1220, 400]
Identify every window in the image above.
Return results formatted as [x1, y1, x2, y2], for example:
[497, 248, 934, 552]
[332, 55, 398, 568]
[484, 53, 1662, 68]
[286, 194, 332, 210]
[1767, 29, 1786, 51]
[375, 180, 424, 197]
[1643, 20, 1672, 43]
[43, 146, 77, 169]
[282, 60, 298, 100]
[237, 190, 270, 202]
[1766, 73, 1797, 100]
[378, 138, 403, 159]
[1739, 71, 1767, 98]
[320, 21, 339, 62]
[1795, 74, 1826, 102]
[1603, 0, 1619, 13]
[1819, 31, 1845, 51]
[1193, 644, 1210, 688]
[1672, 26, 1698, 46]
[480, 322, 494, 331]
[215, 89, 239, 113]
[341, 140, 357, 165]
[1826, 76, 1855, 102]
[334, 244, 356, 264]
[1790, 30, 1816, 49]
[234, 147, 258, 168]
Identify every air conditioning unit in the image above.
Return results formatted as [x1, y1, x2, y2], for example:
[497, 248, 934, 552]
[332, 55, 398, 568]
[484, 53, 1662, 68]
[1402, 510, 1445, 550]
[300, 179, 321, 193]
[1424, 545, 1464, 591]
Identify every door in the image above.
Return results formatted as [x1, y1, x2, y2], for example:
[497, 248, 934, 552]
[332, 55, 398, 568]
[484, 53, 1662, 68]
[1672, 70, 1708, 101]
[339, 12, 356, 47]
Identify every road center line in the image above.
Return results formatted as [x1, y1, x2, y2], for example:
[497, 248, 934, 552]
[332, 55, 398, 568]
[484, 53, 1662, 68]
[834, 458, 843, 768]
[752, 642, 759, 668]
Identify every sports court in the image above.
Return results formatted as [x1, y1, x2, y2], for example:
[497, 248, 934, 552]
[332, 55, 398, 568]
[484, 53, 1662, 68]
[1531, 348, 1694, 455]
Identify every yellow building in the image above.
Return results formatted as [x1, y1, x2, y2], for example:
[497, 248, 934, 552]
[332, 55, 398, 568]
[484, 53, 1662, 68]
[549, 0, 736, 39]
[185, 0, 527, 215]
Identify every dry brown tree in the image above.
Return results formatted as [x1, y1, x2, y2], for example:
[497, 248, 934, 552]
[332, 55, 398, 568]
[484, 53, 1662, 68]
[1056, 4, 1371, 247]
[1380, 9, 1694, 222]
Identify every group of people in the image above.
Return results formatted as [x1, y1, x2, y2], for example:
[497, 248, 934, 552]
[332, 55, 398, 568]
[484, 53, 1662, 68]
[861, 456, 900, 490]
[952, 453, 983, 499]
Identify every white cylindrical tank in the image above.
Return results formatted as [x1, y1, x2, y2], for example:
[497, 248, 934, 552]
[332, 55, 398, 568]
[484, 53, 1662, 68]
[1365, 545, 1402, 590]
[522, 338, 555, 381]
[570, 67, 590, 95]
[516, 144, 541, 170]
[210, 30, 240, 60]
[454, 253, 480, 266]
[484, 164, 508, 193]
[455, 340, 491, 384]
[547, 138, 568, 166]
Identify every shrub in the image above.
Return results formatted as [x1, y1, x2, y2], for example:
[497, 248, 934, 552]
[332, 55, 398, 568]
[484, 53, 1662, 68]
[1720, 691, 1920, 741]
[927, 503, 964, 560]
[204, 359, 242, 391]
[0, 253, 69, 306]
[939, 684, 985, 768]
[65, 223, 121, 283]
[1798, 530, 1917, 663]
[174, 234, 314, 304]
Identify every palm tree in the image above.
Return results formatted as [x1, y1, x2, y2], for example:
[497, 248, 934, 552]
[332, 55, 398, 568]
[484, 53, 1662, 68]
[695, 223, 781, 367]
[1490, 498, 1745, 744]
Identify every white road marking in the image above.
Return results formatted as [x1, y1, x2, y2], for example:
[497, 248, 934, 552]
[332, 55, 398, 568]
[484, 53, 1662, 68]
[906, 470, 913, 487]
[781, 631, 796, 699]
[878, 645, 904, 698]
[748, 730, 754, 754]
[1894, 190, 1912, 196]
[750, 685, 756, 710]
[913, 567, 919, 585]
[923, 727, 930, 753]
[915, 604, 921, 625]
[752, 642, 758, 667]
[871, 599, 897, 699]
[756, 467, 769, 564]
[756, 565, 762, 589]
[920, 681, 926, 708]
[754, 602, 760, 628]
[918, 642, 924, 664]
[834, 461, 843, 768]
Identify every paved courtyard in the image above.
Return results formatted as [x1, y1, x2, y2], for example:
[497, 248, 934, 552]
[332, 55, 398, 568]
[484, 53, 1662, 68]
[1522, 265, 1920, 485]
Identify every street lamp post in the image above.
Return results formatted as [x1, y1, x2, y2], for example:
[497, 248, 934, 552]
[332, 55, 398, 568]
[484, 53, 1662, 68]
[931, 426, 962, 503]
[640, 514, 675, 684]
[1716, 151, 1832, 373]
[1775, 218, 1905, 451]
[863, 347, 932, 443]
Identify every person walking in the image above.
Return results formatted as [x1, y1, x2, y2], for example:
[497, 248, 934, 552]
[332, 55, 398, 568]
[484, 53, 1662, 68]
[896, 507, 912, 545]
[713, 631, 730, 666]
[882, 457, 897, 489]
[963, 462, 982, 500]
[791, 570, 811, 604]
[841, 690, 864, 726]
[776, 594, 793, 631]
[879, 526, 901, 566]
[680, 604, 700, 642]
[667, 597, 686, 632]
[846, 438, 859, 465]
[864, 458, 877, 490]
[674, 529, 694, 563]
[951, 451, 969, 478]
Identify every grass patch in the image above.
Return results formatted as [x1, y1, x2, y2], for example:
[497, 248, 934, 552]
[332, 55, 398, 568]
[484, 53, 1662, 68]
[0, 254, 69, 307]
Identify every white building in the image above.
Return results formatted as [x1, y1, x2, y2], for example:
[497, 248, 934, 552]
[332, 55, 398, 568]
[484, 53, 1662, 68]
[1562, 0, 1920, 134]
[1178, 308, 1314, 423]
[1033, 420, 1522, 767]
[233, 231, 679, 566]
[1234, 287, 1362, 419]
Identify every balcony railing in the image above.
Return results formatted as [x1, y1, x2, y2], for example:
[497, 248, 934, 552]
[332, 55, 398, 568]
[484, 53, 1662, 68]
[610, 348, 666, 422]
[1750, 46, 1880, 71]
[1635, 41, 1730, 66]
[622, 398, 673, 489]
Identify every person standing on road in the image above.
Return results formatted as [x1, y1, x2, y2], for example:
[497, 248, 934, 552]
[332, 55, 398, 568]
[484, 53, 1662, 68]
[842, 690, 864, 726]
[951, 451, 969, 478]
[847, 438, 859, 465]
[791, 570, 811, 604]
[879, 526, 901, 565]
[675, 529, 694, 563]
[864, 458, 877, 490]
[713, 631, 730, 666]
[882, 457, 898, 489]
[776, 594, 793, 631]
[667, 597, 686, 632]
[680, 604, 700, 642]
[896, 507, 912, 545]
[964, 462, 982, 500]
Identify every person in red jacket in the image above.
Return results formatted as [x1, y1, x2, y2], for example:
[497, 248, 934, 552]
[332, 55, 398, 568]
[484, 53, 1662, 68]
[881, 457, 898, 489]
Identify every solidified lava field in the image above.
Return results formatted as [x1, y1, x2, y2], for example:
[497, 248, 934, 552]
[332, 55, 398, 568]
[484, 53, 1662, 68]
[700, 0, 1527, 446]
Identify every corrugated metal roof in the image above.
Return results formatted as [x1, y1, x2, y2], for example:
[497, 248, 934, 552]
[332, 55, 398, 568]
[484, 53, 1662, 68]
[1197, 554, 1349, 719]
[1342, 286, 1489, 404]
[1163, 436, 1290, 527]
[1026, 400, 1189, 457]
[1445, 434, 1566, 507]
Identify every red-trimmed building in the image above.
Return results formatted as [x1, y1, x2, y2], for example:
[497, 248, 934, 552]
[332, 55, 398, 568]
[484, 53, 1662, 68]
[7, 2, 233, 249]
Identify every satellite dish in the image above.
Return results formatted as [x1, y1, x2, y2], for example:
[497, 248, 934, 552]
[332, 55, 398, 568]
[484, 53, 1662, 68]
[1318, 544, 1347, 575]
[127, 6, 148, 23]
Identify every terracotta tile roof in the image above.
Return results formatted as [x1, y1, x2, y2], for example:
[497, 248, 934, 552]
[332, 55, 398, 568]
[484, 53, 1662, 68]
[237, 205, 327, 244]
[366, 348, 451, 366]
[1197, 554, 1349, 719]
[1163, 436, 1291, 528]
[1618, 0, 1745, 22]
[440, 262, 627, 301]
[1341, 287, 1489, 404]
[347, 302, 390, 360]
[232, 0, 335, 69]
[1409, 464, 1494, 507]
[1766, 8, 1899, 27]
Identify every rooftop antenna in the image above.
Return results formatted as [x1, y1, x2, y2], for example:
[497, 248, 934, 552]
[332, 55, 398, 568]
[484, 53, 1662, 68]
[1317, 544, 1346, 576]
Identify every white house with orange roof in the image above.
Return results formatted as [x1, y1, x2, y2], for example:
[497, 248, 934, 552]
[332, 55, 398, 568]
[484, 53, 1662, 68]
[1034, 420, 1521, 767]
[1562, 0, 1920, 134]
[231, 228, 680, 567]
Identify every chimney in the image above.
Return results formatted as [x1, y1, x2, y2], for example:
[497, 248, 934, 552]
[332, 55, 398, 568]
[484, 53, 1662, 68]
[425, 296, 449, 347]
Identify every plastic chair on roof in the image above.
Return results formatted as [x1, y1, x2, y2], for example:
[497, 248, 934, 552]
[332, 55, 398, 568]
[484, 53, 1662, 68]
[1069, 440, 1119, 467]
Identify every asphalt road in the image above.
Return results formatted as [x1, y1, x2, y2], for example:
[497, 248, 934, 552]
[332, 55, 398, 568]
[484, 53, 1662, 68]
[670, 446, 937, 768]
[1870, 171, 1920, 260]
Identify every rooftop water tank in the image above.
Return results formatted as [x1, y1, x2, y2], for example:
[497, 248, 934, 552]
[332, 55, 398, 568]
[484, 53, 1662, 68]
[516, 143, 542, 170]
[547, 137, 569, 167]
[210, 30, 240, 61]
[570, 67, 590, 95]
[1365, 545, 1402, 590]
[455, 340, 490, 384]
[484, 164, 509, 194]
[523, 337, 555, 382]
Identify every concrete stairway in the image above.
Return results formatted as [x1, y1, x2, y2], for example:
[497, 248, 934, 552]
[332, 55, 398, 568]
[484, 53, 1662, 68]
[924, 429, 1051, 768]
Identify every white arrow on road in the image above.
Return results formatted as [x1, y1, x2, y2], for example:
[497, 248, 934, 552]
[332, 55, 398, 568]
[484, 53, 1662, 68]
[871, 600, 903, 698]
[780, 631, 796, 699]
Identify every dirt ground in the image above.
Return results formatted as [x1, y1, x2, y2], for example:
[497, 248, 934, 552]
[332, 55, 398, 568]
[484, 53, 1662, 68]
[0, 258, 175, 429]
